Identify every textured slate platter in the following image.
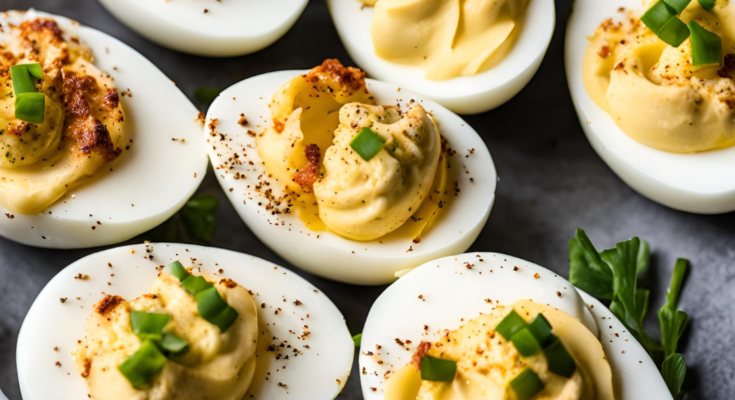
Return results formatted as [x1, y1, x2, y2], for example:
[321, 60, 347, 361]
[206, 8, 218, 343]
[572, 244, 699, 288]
[1, 0, 733, 399]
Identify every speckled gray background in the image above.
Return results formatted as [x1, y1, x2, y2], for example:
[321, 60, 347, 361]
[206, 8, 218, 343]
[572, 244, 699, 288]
[0, 0, 733, 399]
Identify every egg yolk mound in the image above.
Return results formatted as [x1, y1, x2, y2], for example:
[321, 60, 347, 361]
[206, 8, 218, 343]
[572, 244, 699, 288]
[257, 60, 443, 241]
[361, 0, 529, 80]
[384, 300, 616, 400]
[0, 17, 125, 214]
[583, 0, 735, 153]
[73, 272, 258, 399]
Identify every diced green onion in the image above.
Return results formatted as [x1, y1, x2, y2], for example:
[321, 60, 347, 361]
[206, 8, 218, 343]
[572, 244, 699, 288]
[527, 314, 553, 347]
[163, 261, 189, 282]
[10, 64, 37, 95]
[509, 368, 544, 400]
[697, 0, 716, 11]
[510, 327, 542, 357]
[688, 21, 722, 68]
[130, 311, 171, 341]
[350, 127, 384, 161]
[663, 0, 691, 14]
[420, 355, 457, 382]
[658, 17, 690, 47]
[25, 63, 43, 79]
[118, 339, 167, 389]
[195, 286, 239, 332]
[14, 93, 45, 124]
[495, 310, 528, 340]
[161, 333, 189, 355]
[641, 1, 677, 34]
[181, 274, 214, 296]
[352, 333, 362, 347]
[544, 336, 577, 378]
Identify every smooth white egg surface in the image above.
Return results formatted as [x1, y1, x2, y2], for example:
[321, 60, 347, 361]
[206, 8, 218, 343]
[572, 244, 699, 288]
[566, 0, 735, 214]
[17, 243, 353, 400]
[326, 0, 555, 115]
[98, 0, 308, 57]
[0, 10, 207, 249]
[205, 70, 497, 285]
[359, 252, 670, 400]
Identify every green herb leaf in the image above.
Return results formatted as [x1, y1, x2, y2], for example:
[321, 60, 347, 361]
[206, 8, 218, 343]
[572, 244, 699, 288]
[10, 64, 37, 95]
[568, 229, 614, 300]
[688, 21, 722, 68]
[495, 310, 528, 340]
[509, 368, 544, 400]
[697, 0, 716, 11]
[544, 336, 577, 378]
[659, 259, 689, 358]
[14, 92, 46, 124]
[658, 17, 690, 47]
[662, 353, 687, 398]
[350, 127, 385, 161]
[179, 194, 218, 242]
[118, 339, 167, 388]
[663, 0, 691, 14]
[420, 355, 457, 382]
[637, 240, 651, 279]
[352, 333, 362, 347]
[163, 261, 190, 282]
[194, 87, 223, 107]
[510, 327, 542, 357]
[527, 314, 553, 347]
[181, 274, 214, 296]
[196, 286, 239, 332]
[161, 333, 189, 355]
[641, 1, 678, 34]
[130, 311, 171, 341]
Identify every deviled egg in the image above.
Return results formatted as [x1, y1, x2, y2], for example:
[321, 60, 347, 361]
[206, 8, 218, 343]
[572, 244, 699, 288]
[359, 253, 671, 399]
[205, 60, 496, 285]
[326, 0, 555, 114]
[98, 0, 308, 57]
[566, 0, 735, 213]
[17, 243, 353, 400]
[0, 10, 207, 248]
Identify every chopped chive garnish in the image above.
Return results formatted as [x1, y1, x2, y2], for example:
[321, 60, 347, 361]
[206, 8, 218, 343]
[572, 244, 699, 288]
[352, 333, 362, 347]
[527, 314, 553, 347]
[163, 261, 189, 282]
[663, 0, 691, 14]
[196, 286, 239, 332]
[130, 311, 171, 341]
[118, 339, 167, 389]
[509, 368, 544, 400]
[25, 63, 43, 79]
[658, 17, 690, 47]
[10, 64, 37, 95]
[14, 93, 45, 125]
[697, 0, 715, 10]
[641, 1, 678, 34]
[510, 327, 542, 357]
[688, 21, 722, 68]
[181, 274, 214, 296]
[420, 355, 457, 382]
[544, 336, 577, 378]
[350, 127, 384, 161]
[495, 310, 528, 340]
[161, 333, 189, 355]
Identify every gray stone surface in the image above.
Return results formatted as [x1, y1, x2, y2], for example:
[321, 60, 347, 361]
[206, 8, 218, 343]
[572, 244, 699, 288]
[1, 0, 733, 398]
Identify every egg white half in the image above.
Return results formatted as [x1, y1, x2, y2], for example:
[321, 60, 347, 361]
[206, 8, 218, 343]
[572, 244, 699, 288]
[326, 0, 555, 115]
[0, 10, 207, 249]
[98, 0, 308, 57]
[205, 70, 497, 285]
[565, 0, 735, 214]
[16, 243, 353, 400]
[359, 252, 670, 400]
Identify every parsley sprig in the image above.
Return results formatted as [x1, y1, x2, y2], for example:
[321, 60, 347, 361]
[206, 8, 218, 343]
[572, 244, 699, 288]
[569, 228, 689, 398]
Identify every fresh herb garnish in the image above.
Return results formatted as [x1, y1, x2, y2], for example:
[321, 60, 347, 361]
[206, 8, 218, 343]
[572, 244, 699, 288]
[352, 333, 362, 347]
[419, 355, 457, 382]
[568, 228, 690, 398]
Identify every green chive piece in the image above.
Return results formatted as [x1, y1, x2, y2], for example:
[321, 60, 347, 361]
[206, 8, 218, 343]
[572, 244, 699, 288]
[25, 63, 43, 79]
[495, 310, 528, 340]
[544, 336, 577, 378]
[118, 340, 167, 389]
[181, 274, 214, 296]
[195, 286, 239, 332]
[658, 17, 690, 47]
[527, 315, 553, 347]
[161, 333, 189, 355]
[163, 261, 189, 282]
[10, 64, 36, 95]
[663, 0, 691, 13]
[509, 368, 544, 400]
[510, 327, 542, 357]
[130, 311, 171, 341]
[641, 1, 677, 34]
[697, 0, 716, 11]
[350, 127, 384, 161]
[14, 93, 45, 124]
[420, 355, 457, 382]
[352, 333, 362, 347]
[688, 21, 722, 68]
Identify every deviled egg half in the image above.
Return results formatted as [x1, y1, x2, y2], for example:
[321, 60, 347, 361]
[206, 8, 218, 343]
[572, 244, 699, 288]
[98, 0, 308, 57]
[326, 0, 555, 114]
[567, 0, 735, 213]
[205, 60, 496, 285]
[359, 253, 672, 400]
[17, 243, 353, 400]
[0, 10, 207, 248]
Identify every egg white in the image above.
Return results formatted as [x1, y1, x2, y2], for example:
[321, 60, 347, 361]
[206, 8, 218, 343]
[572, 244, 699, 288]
[98, 0, 308, 57]
[566, 0, 735, 214]
[0, 10, 207, 249]
[359, 252, 671, 400]
[326, 0, 555, 115]
[205, 71, 497, 285]
[17, 243, 353, 400]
